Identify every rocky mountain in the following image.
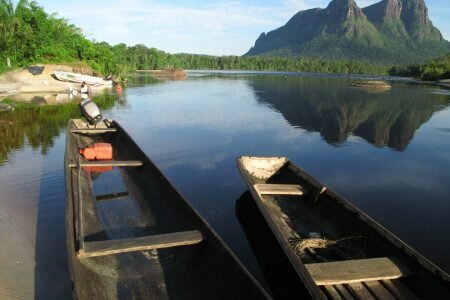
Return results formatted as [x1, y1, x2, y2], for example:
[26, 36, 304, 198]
[245, 0, 450, 65]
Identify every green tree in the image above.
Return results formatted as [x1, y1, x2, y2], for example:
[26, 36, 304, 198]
[0, 0, 30, 65]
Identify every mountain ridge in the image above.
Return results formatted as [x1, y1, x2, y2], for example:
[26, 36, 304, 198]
[245, 0, 450, 65]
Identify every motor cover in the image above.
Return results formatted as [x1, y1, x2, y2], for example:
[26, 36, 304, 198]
[80, 99, 102, 124]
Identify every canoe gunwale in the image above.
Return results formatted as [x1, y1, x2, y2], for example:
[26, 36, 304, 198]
[237, 157, 325, 299]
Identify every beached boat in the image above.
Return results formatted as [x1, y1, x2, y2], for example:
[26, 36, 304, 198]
[65, 119, 270, 299]
[55, 71, 112, 87]
[237, 156, 450, 300]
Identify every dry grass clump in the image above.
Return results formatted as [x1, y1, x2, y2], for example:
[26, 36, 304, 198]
[289, 236, 367, 263]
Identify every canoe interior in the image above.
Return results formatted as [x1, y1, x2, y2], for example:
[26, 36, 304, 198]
[238, 156, 450, 300]
[65, 120, 269, 300]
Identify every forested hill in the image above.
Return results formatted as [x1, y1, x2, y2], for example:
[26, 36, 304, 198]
[245, 0, 450, 65]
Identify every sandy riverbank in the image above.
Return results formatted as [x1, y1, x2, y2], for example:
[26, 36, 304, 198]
[0, 64, 109, 99]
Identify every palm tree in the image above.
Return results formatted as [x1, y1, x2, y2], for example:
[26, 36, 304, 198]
[0, 0, 30, 66]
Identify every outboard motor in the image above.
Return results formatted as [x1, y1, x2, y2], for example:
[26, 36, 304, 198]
[80, 98, 103, 125]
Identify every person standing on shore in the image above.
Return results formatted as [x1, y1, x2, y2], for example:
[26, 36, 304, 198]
[80, 81, 89, 99]
[114, 81, 122, 95]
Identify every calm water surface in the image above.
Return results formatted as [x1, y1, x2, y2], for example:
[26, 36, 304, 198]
[0, 72, 449, 298]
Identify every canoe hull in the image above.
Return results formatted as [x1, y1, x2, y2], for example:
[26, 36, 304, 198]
[237, 156, 450, 299]
[65, 120, 270, 299]
[55, 71, 112, 87]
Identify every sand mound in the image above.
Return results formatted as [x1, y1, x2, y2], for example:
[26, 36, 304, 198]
[0, 64, 107, 97]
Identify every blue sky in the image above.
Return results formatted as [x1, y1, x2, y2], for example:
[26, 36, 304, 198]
[37, 0, 450, 55]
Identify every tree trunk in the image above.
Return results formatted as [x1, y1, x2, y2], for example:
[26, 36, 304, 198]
[7, 57, 11, 67]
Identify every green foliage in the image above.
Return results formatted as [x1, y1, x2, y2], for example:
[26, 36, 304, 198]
[388, 65, 421, 77]
[420, 53, 450, 81]
[0, 0, 122, 75]
[167, 54, 390, 75]
[389, 52, 450, 80]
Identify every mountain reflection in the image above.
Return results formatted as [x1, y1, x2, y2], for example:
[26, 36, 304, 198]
[0, 95, 117, 165]
[248, 76, 450, 150]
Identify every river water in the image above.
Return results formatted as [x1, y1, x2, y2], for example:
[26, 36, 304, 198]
[0, 72, 449, 298]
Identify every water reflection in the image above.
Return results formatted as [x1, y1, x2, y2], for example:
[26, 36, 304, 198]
[6, 92, 81, 104]
[248, 76, 450, 150]
[0, 94, 117, 165]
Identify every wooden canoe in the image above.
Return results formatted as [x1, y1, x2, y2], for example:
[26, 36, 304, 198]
[55, 71, 112, 87]
[64, 119, 270, 300]
[237, 156, 450, 300]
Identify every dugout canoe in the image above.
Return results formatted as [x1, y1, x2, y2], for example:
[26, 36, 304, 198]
[55, 71, 112, 87]
[64, 119, 270, 300]
[237, 156, 450, 300]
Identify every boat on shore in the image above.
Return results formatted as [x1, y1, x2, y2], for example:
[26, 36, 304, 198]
[237, 156, 450, 299]
[65, 119, 270, 299]
[55, 71, 112, 87]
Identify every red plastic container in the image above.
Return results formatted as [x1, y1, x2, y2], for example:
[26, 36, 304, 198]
[79, 143, 113, 160]
[83, 166, 113, 173]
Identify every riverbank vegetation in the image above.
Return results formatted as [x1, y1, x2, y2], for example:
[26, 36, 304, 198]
[389, 53, 450, 81]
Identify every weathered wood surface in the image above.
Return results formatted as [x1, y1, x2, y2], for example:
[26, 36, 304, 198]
[333, 284, 353, 299]
[78, 230, 204, 258]
[77, 160, 85, 252]
[364, 280, 396, 300]
[70, 128, 117, 133]
[95, 191, 129, 201]
[382, 280, 420, 300]
[254, 184, 304, 196]
[305, 257, 409, 286]
[237, 156, 450, 300]
[68, 160, 143, 168]
[65, 122, 271, 299]
[347, 282, 375, 299]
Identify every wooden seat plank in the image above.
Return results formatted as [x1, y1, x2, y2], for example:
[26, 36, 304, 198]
[71, 128, 117, 133]
[305, 257, 409, 286]
[364, 281, 396, 300]
[254, 184, 304, 196]
[382, 280, 419, 300]
[69, 160, 143, 168]
[78, 230, 203, 258]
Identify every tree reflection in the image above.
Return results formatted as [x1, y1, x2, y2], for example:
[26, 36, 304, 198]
[0, 95, 116, 165]
[249, 77, 450, 150]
